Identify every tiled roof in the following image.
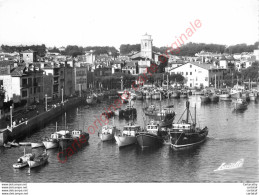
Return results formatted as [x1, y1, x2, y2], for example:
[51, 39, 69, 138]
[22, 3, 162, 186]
[0, 60, 15, 66]
[21, 49, 35, 53]
[10, 65, 26, 76]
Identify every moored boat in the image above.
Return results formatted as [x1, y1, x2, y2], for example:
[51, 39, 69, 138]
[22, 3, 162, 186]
[219, 90, 231, 100]
[249, 92, 258, 101]
[71, 129, 90, 144]
[136, 120, 163, 148]
[43, 132, 61, 149]
[233, 98, 248, 110]
[180, 91, 188, 98]
[171, 91, 180, 98]
[169, 101, 208, 148]
[122, 102, 137, 118]
[200, 94, 211, 103]
[86, 94, 97, 105]
[28, 151, 49, 168]
[13, 149, 35, 169]
[209, 94, 219, 103]
[99, 125, 117, 141]
[58, 130, 73, 150]
[143, 105, 158, 116]
[152, 91, 161, 100]
[114, 123, 140, 147]
[31, 142, 44, 148]
[157, 106, 176, 127]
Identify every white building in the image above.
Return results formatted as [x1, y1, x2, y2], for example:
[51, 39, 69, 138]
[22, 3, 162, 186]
[141, 33, 153, 59]
[169, 62, 226, 88]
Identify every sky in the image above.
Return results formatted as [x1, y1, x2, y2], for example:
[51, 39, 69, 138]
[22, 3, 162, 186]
[0, 0, 258, 49]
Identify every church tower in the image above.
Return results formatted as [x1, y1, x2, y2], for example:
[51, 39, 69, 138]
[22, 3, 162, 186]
[141, 33, 153, 59]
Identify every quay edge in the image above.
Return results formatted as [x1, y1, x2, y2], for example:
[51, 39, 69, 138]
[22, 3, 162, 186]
[0, 97, 85, 146]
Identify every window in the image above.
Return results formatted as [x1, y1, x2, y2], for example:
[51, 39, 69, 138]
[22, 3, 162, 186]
[186, 72, 188, 75]
[190, 83, 192, 87]
[205, 77, 208, 81]
[196, 77, 198, 81]
[190, 65, 192, 68]
[22, 79, 27, 86]
[190, 72, 192, 75]
[22, 90, 27, 97]
[30, 88, 32, 94]
[0, 80, 3, 87]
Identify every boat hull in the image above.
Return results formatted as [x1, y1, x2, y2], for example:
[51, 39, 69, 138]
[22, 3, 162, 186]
[43, 140, 59, 149]
[13, 162, 28, 169]
[209, 95, 219, 102]
[28, 154, 49, 168]
[114, 135, 137, 147]
[58, 139, 74, 150]
[152, 94, 160, 100]
[99, 133, 114, 141]
[136, 133, 163, 148]
[31, 143, 44, 148]
[234, 103, 247, 110]
[170, 128, 208, 148]
[200, 96, 211, 103]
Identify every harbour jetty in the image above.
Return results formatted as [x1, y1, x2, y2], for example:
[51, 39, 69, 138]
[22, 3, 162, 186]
[0, 97, 85, 146]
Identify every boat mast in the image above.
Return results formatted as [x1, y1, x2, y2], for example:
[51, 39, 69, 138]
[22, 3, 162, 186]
[186, 101, 190, 123]
[56, 122, 57, 132]
[65, 112, 67, 130]
[194, 104, 196, 126]
[215, 74, 216, 89]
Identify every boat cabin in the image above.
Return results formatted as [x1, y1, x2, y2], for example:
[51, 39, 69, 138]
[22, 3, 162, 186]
[122, 124, 140, 136]
[51, 132, 62, 139]
[172, 122, 194, 132]
[72, 130, 83, 138]
[102, 125, 114, 134]
[146, 121, 159, 135]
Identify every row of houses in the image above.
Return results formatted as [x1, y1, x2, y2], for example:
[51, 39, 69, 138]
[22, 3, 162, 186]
[0, 59, 95, 105]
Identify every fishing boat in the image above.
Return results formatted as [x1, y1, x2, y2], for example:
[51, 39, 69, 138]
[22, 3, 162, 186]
[122, 101, 137, 118]
[169, 101, 208, 148]
[135, 92, 143, 100]
[114, 122, 140, 147]
[145, 92, 152, 99]
[28, 151, 49, 168]
[71, 129, 90, 143]
[13, 149, 35, 169]
[171, 91, 180, 98]
[233, 98, 248, 110]
[157, 106, 176, 127]
[152, 91, 161, 100]
[43, 132, 61, 149]
[209, 94, 219, 103]
[18, 142, 31, 146]
[31, 142, 44, 149]
[4, 143, 11, 148]
[58, 130, 73, 150]
[143, 105, 158, 116]
[200, 94, 211, 103]
[99, 125, 117, 141]
[230, 84, 245, 98]
[219, 90, 231, 100]
[180, 90, 188, 98]
[136, 120, 163, 148]
[86, 94, 97, 105]
[249, 91, 258, 101]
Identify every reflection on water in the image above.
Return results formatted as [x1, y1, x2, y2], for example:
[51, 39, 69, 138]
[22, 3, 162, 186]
[0, 96, 258, 182]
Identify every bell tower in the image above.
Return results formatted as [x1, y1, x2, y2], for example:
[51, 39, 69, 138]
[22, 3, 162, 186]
[141, 33, 153, 59]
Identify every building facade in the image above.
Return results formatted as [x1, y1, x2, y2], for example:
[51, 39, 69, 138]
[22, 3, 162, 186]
[169, 62, 226, 88]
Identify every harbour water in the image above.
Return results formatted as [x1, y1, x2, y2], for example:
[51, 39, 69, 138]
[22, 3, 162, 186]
[0, 96, 258, 182]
